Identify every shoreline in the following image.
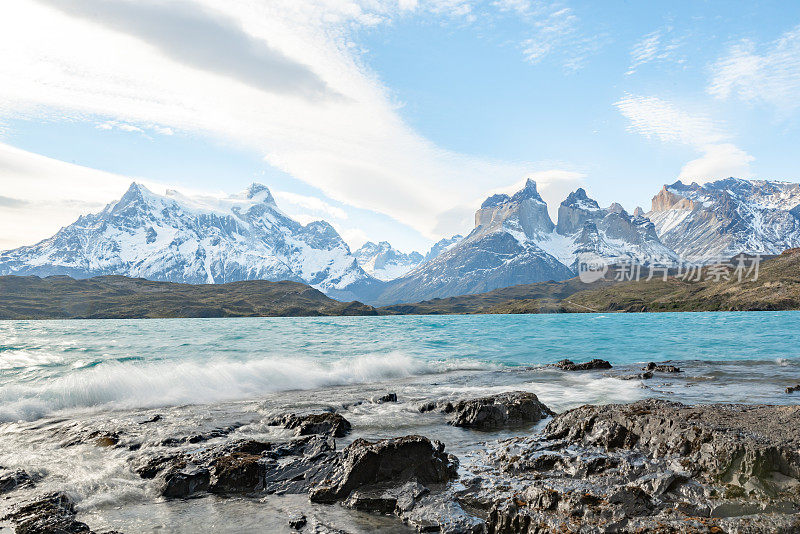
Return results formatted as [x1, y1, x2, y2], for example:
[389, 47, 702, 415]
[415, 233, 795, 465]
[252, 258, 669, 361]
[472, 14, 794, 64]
[2, 393, 799, 533]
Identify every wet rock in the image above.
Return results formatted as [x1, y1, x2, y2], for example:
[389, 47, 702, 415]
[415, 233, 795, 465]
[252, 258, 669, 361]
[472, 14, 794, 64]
[787, 384, 800, 394]
[643, 361, 681, 372]
[138, 414, 162, 424]
[620, 371, 653, 380]
[159, 463, 210, 498]
[261, 436, 339, 495]
[210, 453, 266, 493]
[468, 399, 800, 532]
[371, 392, 397, 404]
[288, 514, 307, 530]
[2, 492, 92, 534]
[447, 391, 555, 431]
[268, 412, 352, 438]
[132, 454, 184, 479]
[309, 435, 457, 503]
[160, 425, 240, 447]
[554, 358, 612, 371]
[0, 468, 32, 494]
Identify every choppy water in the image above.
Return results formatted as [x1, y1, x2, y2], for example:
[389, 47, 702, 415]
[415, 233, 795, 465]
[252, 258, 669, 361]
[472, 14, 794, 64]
[1, 312, 799, 532]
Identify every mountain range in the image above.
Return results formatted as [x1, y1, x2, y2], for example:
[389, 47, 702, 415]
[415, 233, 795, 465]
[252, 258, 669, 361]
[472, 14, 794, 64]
[2, 177, 799, 305]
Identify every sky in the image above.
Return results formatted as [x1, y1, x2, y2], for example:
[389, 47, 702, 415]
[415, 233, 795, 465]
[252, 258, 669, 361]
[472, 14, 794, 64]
[1, 0, 799, 253]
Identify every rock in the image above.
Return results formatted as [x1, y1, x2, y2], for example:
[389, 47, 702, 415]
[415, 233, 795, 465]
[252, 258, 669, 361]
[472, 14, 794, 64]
[159, 463, 210, 498]
[643, 361, 681, 372]
[470, 399, 800, 532]
[371, 392, 397, 404]
[787, 384, 800, 394]
[309, 435, 457, 503]
[620, 371, 653, 380]
[132, 454, 184, 479]
[210, 453, 266, 493]
[138, 414, 162, 424]
[0, 468, 31, 494]
[267, 412, 352, 438]
[447, 391, 555, 431]
[2, 493, 92, 534]
[554, 358, 612, 371]
[288, 514, 307, 530]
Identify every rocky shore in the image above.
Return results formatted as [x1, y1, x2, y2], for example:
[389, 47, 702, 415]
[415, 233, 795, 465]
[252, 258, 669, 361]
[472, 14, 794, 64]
[2, 384, 800, 533]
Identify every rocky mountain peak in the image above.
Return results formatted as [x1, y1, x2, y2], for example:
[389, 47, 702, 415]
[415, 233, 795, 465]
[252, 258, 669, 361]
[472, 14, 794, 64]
[245, 183, 276, 205]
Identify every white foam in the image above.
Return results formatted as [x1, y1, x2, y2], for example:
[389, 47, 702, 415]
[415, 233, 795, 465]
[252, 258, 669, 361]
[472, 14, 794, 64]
[0, 352, 490, 422]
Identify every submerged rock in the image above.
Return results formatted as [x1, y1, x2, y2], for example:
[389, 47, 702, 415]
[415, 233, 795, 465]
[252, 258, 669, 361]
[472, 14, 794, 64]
[787, 384, 800, 394]
[643, 361, 682, 372]
[371, 392, 398, 404]
[554, 358, 612, 371]
[268, 412, 352, 438]
[0, 468, 32, 494]
[447, 391, 554, 430]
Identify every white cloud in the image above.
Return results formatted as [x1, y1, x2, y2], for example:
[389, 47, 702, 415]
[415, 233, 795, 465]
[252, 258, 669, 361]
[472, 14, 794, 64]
[614, 93, 753, 182]
[708, 25, 800, 113]
[614, 94, 725, 145]
[273, 190, 348, 221]
[0, 0, 580, 245]
[626, 27, 683, 75]
[679, 143, 754, 183]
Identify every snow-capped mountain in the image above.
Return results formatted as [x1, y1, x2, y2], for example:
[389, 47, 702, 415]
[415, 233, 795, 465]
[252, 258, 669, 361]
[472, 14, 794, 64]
[371, 180, 678, 305]
[354, 241, 424, 281]
[539, 188, 679, 270]
[373, 180, 575, 304]
[647, 178, 800, 262]
[0, 182, 377, 300]
[423, 234, 463, 263]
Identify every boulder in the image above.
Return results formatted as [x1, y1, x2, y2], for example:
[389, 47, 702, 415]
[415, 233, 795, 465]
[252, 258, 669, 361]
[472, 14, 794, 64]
[447, 391, 554, 430]
[554, 358, 612, 371]
[210, 453, 265, 493]
[371, 392, 397, 404]
[0, 468, 31, 494]
[309, 435, 457, 503]
[268, 412, 352, 438]
[786, 384, 800, 394]
[1, 493, 92, 534]
[159, 463, 210, 498]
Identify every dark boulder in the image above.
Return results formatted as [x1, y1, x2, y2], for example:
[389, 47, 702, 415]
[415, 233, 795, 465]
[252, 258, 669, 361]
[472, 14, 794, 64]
[159, 463, 210, 498]
[309, 435, 457, 503]
[268, 412, 352, 438]
[372, 392, 397, 404]
[210, 453, 265, 493]
[554, 358, 612, 371]
[787, 384, 800, 394]
[0, 468, 31, 494]
[447, 391, 554, 431]
[2, 493, 91, 534]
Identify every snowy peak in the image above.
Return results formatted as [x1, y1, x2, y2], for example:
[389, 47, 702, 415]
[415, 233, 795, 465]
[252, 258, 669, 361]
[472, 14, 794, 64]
[556, 188, 603, 235]
[647, 177, 800, 262]
[475, 179, 554, 238]
[0, 183, 375, 299]
[424, 234, 463, 262]
[354, 241, 423, 281]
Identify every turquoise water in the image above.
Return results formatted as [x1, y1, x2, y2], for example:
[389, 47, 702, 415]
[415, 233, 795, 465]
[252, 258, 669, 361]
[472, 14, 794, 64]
[1, 312, 799, 532]
[1, 311, 799, 422]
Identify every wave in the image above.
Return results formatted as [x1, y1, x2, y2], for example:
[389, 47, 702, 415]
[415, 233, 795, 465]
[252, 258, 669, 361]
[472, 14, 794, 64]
[0, 352, 491, 422]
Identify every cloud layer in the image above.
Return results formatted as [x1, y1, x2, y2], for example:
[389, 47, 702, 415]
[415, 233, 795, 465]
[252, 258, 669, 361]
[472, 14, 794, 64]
[0, 0, 584, 249]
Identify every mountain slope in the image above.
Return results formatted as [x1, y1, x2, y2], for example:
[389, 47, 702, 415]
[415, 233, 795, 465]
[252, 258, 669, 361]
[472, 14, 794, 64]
[372, 180, 677, 305]
[647, 178, 800, 262]
[0, 275, 377, 319]
[354, 241, 423, 281]
[0, 183, 378, 300]
[373, 180, 574, 304]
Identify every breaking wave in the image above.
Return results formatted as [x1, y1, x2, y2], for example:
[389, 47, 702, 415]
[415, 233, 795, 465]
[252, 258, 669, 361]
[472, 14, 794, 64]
[0, 352, 491, 422]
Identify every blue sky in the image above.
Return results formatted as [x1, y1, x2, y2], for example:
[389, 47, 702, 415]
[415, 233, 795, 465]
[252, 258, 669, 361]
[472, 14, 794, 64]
[1, 0, 799, 252]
